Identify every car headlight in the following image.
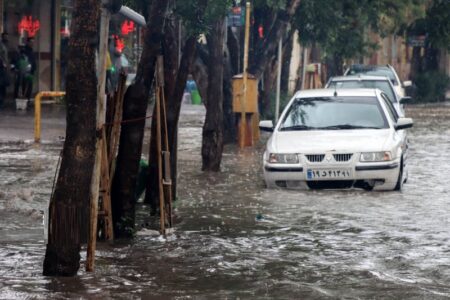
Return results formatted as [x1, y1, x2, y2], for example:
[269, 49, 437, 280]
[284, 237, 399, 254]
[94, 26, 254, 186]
[360, 151, 392, 162]
[268, 153, 299, 164]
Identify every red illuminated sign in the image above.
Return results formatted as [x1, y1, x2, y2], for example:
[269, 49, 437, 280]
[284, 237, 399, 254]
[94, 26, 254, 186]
[18, 16, 40, 37]
[258, 25, 264, 39]
[121, 20, 135, 36]
[113, 35, 125, 53]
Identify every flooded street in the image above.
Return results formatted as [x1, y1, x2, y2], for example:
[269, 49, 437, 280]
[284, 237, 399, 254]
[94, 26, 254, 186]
[1, 104, 450, 299]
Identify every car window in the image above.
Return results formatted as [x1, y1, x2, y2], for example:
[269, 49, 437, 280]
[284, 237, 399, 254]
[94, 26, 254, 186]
[380, 93, 398, 123]
[280, 96, 389, 130]
[328, 80, 396, 103]
[347, 67, 398, 85]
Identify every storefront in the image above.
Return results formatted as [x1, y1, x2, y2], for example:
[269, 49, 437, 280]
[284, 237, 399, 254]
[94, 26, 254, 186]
[0, 0, 142, 100]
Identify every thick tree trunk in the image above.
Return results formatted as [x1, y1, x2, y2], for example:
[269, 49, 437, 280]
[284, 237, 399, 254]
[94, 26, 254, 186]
[202, 19, 225, 171]
[111, 0, 168, 237]
[43, 0, 99, 276]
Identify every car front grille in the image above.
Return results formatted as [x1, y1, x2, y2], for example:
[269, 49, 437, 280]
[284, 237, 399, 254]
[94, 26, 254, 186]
[333, 153, 353, 162]
[305, 154, 325, 162]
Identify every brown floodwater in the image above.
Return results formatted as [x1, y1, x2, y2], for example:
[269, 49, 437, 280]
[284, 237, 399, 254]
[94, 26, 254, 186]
[0, 103, 449, 299]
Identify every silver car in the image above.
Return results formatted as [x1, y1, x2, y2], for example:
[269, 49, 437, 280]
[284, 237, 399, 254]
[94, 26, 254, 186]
[343, 64, 412, 97]
[325, 75, 411, 117]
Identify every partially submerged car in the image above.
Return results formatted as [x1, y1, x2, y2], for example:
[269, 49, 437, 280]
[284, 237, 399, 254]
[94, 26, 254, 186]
[325, 75, 411, 116]
[344, 64, 412, 97]
[260, 89, 413, 191]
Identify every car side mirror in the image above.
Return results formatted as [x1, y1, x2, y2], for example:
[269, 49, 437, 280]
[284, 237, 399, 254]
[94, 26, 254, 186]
[395, 118, 413, 130]
[400, 96, 412, 104]
[403, 80, 412, 87]
[259, 120, 274, 132]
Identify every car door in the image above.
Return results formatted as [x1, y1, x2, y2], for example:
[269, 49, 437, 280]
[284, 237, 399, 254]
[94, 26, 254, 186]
[380, 93, 409, 163]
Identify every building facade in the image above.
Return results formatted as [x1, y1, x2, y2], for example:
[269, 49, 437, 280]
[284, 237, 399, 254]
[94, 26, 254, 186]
[0, 0, 141, 100]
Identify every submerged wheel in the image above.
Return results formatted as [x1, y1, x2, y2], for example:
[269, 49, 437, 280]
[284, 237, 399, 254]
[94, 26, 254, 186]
[394, 158, 404, 191]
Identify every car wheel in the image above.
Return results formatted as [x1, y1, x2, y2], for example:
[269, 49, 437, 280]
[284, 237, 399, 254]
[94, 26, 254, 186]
[394, 158, 404, 191]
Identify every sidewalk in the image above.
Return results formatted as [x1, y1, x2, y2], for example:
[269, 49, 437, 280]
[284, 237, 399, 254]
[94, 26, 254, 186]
[0, 102, 205, 143]
[0, 104, 66, 143]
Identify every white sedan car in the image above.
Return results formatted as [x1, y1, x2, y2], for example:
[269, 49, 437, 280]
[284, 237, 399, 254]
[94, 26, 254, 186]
[260, 89, 413, 191]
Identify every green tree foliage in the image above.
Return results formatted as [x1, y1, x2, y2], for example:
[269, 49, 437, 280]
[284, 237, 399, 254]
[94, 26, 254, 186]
[409, 0, 450, 50]
[175, 0, 232, 36]
[294, 0, 425, 67]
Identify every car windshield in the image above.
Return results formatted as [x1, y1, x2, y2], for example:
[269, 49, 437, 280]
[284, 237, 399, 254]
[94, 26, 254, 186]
[279, 96, 388, 131]
[347, 67, 398, 85]
[327, 80, 397, 104]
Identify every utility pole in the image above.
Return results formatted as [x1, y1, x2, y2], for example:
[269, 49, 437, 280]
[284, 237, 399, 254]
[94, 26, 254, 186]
[239, 1, 251, 148]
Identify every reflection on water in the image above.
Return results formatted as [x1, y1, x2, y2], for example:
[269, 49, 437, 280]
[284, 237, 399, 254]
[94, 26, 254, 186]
[1, 105, 450, 298]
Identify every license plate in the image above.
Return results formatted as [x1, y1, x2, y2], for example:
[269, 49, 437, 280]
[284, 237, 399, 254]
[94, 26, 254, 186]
[306, 169, 353, 180]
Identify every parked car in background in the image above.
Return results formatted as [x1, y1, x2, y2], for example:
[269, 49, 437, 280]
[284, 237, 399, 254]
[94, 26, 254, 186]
[344, 64, 412, 97]
[325, 75, 411, 116]
[259, 88, 413, 191]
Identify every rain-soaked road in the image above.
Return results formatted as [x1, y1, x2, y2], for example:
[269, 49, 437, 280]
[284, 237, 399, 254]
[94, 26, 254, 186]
[0, 103, 449, 299]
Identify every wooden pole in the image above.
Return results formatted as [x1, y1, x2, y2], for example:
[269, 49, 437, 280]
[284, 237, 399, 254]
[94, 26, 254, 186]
[160, 87, 173, 229]
[156, 56, 165, 235]
[86, 3, 110, 272]
[240, 1, 251, 148]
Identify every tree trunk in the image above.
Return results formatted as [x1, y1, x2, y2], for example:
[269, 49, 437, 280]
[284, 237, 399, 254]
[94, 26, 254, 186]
[326, 53, 344, 78]
[223, 48, 236, 144]
[281, 32, 294, 94]
[227, 27, 240, 75]
[261, 57, 278, 118]
[145, 34, 198, 210]
[43, 0, 99, 276]
[192, 45, 209, 103]
[424, 47, 439, 72]
[202, 19, 225, 171]
[410, 46, 422, 81]
[111, 0, 168, 237]
[144, 0, 209, 210]
[248, 0, 301, 79]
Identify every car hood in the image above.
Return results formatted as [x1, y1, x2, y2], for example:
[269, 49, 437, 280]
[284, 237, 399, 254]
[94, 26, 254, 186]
[267, 129, 392, 153]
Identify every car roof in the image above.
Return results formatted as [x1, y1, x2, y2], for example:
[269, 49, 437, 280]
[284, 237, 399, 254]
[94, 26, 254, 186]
[293, 88, 379, 98]
[329, 75, 391, 82]
[347, 64, 392, 71]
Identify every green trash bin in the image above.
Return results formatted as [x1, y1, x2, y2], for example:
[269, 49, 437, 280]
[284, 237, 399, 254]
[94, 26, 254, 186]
[191, 89, 202, 105]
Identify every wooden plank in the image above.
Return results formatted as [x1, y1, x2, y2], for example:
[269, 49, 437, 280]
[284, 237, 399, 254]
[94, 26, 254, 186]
[86, 7, 110, 272]
[100, 128, 114, 240]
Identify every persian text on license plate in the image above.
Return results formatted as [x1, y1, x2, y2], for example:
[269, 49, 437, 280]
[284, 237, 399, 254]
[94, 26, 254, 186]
[306, 169, 352, 180]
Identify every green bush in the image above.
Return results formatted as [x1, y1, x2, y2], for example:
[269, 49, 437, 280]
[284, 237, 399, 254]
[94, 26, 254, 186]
[414, 71, 450, 103]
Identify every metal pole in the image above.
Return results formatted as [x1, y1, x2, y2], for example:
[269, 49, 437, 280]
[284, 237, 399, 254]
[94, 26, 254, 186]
[275, 38, 282, 123]
[240, 2, 251, 148]
[301, 47, 308, 90]
[87, 3, 110, 272]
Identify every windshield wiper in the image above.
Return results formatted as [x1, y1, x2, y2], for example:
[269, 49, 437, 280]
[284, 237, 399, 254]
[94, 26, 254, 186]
[279, 125, 318, 131]
[320, 124, 382, 130]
